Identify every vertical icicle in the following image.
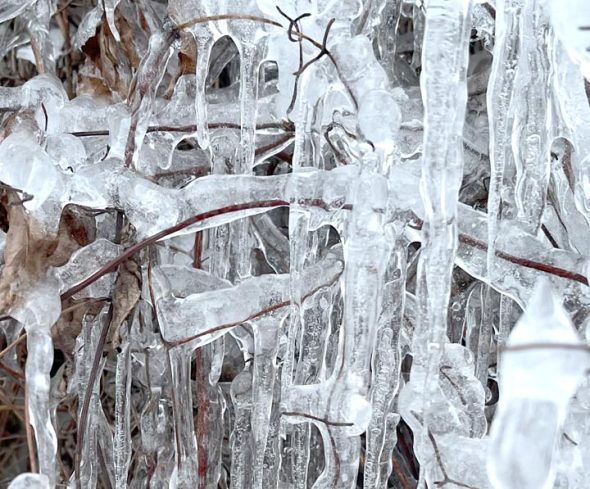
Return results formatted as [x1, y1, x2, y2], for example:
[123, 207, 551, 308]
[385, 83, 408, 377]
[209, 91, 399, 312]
[126, 25, 177, 169]
[364, 234, 407, 488]
[232, 39, 266, 281]
[414, 0, 473, 380]
[114, 335, 132, 489]
[193, 32, 215, 149]
[194, 343, 225, 489]
[281, 100, 315, 488]
[169, 347, 198, 488]
[486, 0, 522, 281]
[251, 317, 280, 489]
[411, 2, 426, 71]
[407, 0, 473, 483]
[24, 0, 55, 74]
[318, 152, 390, 488]
[512, 0, 552, 233]
[104, 0, 122, 42]
[230, 368, 254, 489]
[283, 208, 313, 489]
[12, 279, 61, 488]
[75, 308, 111, 489]
[140, 332, 175, 487]
[25, 330, 57, 484]
[485, 0, 524, 393]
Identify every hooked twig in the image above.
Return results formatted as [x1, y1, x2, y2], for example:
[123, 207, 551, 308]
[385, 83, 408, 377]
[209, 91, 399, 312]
[294, 18, 336, 78]
[275, 7, 311, 114]
[0, 182, 34, 205]
[323, 122, 359, 165]
[174, 12, 358, 110]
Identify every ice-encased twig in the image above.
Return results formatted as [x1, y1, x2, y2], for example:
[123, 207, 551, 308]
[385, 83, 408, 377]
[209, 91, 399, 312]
[154, 250, 343, 344]
[488, 280, 590, 489]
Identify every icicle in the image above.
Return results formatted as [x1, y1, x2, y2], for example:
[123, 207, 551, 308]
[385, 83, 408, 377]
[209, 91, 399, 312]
[126, 24, 178, 169]
[24, 0, 55, 74]
[11, 277, 61, 488]
[251, 316, 281, 488]
[194, 343, 225, 489]
[168, 347, 199, 488]
[7, 473, 50, 489]
[512, 0, 552, 233]
[74, 308, 111, 489]
[230, 368, 254, 489]
[234, 39, 266, 280]
[193, 32, 215, 149]
[411, 2, 425, 71]
[279, 94, 310, 487]
[486, 0, 523, 282]
[139, 328, 175, 487]
[401, 1, 473, 486]
[114, 335, 132, 489]
[364, 233, 407, 488]
[0, 0, 35, 23]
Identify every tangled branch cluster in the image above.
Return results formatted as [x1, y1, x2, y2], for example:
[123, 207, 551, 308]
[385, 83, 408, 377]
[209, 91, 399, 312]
[1, 1, 590, 489]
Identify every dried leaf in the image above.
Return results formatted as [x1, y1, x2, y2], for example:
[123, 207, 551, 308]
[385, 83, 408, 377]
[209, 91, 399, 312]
[106, 257, 142, 351]
[51, 297, 106, 355]
[0, 191, 57, 314]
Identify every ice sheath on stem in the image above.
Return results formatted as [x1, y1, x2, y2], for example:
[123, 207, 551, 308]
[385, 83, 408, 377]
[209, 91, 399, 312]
[488, 280, 590, 489]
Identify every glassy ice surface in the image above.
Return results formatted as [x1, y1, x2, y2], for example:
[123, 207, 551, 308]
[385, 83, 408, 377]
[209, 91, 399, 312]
[0, 1, 590, 488]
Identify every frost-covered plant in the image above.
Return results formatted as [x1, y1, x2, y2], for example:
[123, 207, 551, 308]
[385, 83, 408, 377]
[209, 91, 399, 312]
[1, 0, 590, 488]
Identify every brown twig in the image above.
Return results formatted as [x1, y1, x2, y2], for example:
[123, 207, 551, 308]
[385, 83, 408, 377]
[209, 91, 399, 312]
[427, 430, 478, 489]
[281, 411, 353, 427]
[68, 121, 293, 138]
[28, 33, 46, 75]
[192, 231, 203, 269]
[174, 14, 282, 32]
[500, 342, 590, 354]
[0, 360, 24, 381]
[0, 333, 27, 361]
[391, 454, 413, 489]
[275, 8, 311, 114]
[458, 233, 589, 286]
[74, 307, 113, 487]
[24, 383, 38, 473]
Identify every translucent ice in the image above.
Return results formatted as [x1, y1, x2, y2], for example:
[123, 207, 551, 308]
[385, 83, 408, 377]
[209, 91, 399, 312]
[488, 280, 590, 489]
